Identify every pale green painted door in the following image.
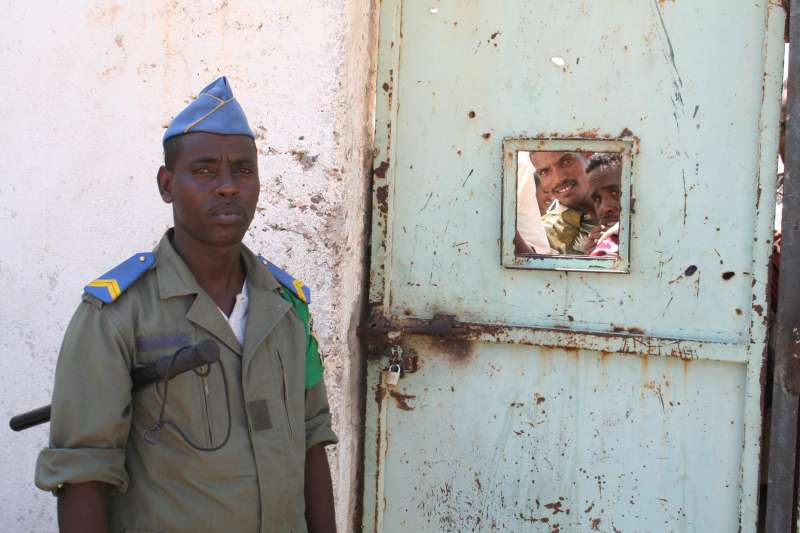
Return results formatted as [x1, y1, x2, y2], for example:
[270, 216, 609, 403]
[363, 2, 784, 531]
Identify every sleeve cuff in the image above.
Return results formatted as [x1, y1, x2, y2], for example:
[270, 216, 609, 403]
[306, 420, 338, 450]
[35, 447, 129, 494]
[304, 379, 337, 449]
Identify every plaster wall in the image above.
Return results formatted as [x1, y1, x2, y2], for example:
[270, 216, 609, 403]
[0, 1, 377, 531]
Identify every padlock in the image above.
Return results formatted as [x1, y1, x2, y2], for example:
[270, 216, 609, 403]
[383, 363, 401, 386]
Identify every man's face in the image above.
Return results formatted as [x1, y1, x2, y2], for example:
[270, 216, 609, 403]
[530, 151, 589, 210]
[588, 166, 622, 226]
[157, 132, 260, 248]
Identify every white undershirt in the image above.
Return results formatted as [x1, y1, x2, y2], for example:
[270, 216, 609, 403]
[218, 281, 249, 345]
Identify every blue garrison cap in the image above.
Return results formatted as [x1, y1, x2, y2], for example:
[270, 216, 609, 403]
[163, 76, 255, 143]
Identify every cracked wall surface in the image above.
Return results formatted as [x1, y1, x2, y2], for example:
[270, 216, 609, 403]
[0, 1, 377, 530]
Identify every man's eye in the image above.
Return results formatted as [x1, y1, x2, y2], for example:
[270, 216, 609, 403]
[539, 169, 549, 177]
[610, 190, 621, 198]
[238, 167, 255, 175]
[194, 167, 212, 175]
[559, 156, 573, 168]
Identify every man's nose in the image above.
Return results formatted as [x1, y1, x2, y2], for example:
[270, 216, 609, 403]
[601, 202, 618, 216]
[215, 165, 238, 197]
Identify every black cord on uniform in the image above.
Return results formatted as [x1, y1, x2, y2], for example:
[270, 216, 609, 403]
[144, 353, 232, 452]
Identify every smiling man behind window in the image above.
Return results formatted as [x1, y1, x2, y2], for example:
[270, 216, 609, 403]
[531, 151, 597, 255]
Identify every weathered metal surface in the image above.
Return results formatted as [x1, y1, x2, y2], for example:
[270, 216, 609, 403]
[765, 2, 800, 532]
[368, 0, 402, 307]
[776, 0, 800, 397]
[361, 307, 750, 364]
[363, 1, 784, 531]
[370, 339, 748, 532]
[374, 1, 776, 344]
[765, 384, 799, 533]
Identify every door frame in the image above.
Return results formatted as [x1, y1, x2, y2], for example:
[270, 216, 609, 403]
[764, 2, 800, 532]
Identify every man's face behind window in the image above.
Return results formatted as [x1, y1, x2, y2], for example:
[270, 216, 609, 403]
[588, 166, 622, 227]
[531, 151, 589, 210]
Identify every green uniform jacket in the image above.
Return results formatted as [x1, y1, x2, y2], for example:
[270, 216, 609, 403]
[35, 233, 337, 533]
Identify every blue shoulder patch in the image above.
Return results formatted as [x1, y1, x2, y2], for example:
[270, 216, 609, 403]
[258, 256, 311, 304]
[84, 253, 156, 304]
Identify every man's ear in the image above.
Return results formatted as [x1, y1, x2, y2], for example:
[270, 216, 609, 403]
[157, 166, 174, 203]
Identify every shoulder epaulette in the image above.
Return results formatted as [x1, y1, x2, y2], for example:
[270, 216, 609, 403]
[84, 252, 156, 304]
[258, 256, 311, 304]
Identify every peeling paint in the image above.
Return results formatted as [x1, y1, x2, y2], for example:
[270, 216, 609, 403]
[363, 1, 780, 531]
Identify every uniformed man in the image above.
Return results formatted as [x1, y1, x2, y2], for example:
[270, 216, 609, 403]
[34, 77, 338, 533]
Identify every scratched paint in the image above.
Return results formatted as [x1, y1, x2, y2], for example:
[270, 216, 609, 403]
[382, 0, 772, 343]
[372, 340, 746, 532]
[363, 1, 784, 531]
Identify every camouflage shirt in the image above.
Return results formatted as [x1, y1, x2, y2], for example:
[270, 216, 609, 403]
[541, 201, 597, 255]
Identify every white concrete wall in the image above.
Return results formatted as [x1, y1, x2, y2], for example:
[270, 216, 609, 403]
[0, 1, 377, 531]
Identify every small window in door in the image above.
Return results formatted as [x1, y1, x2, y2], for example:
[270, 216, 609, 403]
[502, 137, 636, 272]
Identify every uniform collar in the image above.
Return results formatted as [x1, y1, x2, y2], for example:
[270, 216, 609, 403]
[154, 229, 281, 300]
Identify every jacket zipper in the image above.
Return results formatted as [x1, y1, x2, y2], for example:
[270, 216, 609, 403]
[276, 350, 295, 442]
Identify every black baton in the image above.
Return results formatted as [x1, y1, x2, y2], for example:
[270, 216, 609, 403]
[8, 339, 220, 432]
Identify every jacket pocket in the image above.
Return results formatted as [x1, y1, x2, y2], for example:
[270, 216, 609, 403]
[275, 350, 295, 443]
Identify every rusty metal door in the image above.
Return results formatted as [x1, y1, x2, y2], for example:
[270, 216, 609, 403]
[362, 2, 785, 532]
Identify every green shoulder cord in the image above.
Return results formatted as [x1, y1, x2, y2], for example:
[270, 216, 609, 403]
[277, 287, 324, 389]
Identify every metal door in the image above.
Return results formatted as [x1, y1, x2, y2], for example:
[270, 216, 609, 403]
[362, 2, 785, 532]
